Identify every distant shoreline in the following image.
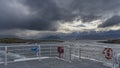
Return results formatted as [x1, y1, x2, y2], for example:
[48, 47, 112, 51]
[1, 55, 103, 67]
[0, 38, 64, 44]
[98, 39, 120, 44]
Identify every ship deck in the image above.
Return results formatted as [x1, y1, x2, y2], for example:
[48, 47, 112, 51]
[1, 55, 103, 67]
[0, 58, 110, 68]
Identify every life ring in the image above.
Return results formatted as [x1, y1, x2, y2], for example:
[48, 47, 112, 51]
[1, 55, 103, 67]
[103, 48, 113, 60]
[58, 46, 64, 53]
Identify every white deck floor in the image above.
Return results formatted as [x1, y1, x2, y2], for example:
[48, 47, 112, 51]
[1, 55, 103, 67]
[0, 58, 110, 68]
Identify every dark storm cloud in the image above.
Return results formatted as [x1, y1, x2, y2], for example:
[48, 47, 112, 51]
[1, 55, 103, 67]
[99, 15, 120, 27]
[80, 15, 101, 22]
[26, 0, 120, 25]
[68, 0, 120, 21]
[0, 0, 61, 30]
[0, 0, 120, 31]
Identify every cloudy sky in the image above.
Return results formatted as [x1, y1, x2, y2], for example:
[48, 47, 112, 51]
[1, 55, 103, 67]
[0, 0, 120, 39]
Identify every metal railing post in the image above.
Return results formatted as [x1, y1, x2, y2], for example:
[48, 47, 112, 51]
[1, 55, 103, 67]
[79, 47, 81, 61]
[5, 46, 8, 66]
[38, 44, 41, 61]
[69, 45, 72, 61]
[50, 46, 51, 57]
[35, 43, 39, 57]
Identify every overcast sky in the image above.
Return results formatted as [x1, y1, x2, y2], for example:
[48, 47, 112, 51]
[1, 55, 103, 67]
[0, 0, 120, 39]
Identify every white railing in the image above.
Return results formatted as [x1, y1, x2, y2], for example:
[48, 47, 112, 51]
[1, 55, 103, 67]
[0, 43, 119, 68]
[0, 44, 72, 66]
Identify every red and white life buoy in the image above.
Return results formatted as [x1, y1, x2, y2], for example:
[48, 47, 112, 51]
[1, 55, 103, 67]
[103, 48, 113, 60]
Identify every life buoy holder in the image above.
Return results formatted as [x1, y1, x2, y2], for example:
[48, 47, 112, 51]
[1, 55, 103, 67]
[103, 48, 113, 60]
[58, 46, 64, 53]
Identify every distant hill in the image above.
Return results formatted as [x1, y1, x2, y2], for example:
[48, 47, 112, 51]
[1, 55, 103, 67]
[99, 39, 120, 44]
[0, 38, 64, 43]
[40, 35, 62, 40]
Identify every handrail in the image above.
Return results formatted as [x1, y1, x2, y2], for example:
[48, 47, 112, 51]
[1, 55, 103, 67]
[0, 43, 118, 67]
